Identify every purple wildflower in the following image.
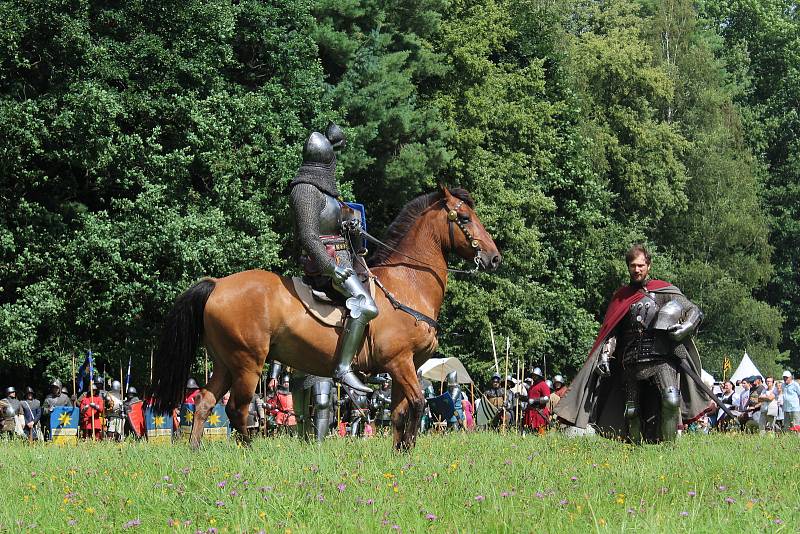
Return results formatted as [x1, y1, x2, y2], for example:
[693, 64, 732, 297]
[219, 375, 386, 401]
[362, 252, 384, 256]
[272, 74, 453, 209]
[687, 491, 696, 497]
[234, 473, 242, 480]
[181, 467, 191, 475]
[317, 494, 325, 502]
[365, 498, 374, 505]
[215, 500, 225, 507]
[501, 492, 510, 498]
[774, 519, 783, 525]
[230, 490, 238, 497]
[30, 472, 36, 478]
[535, 491, 544, 499]
[559, 499, 569, 506]
[68, 519, 78, 526]
[724, 497, 735, 504]
[570, 476, 578, 482]
[163, 475, 170, 482]
[337, 483, 346, 492]
[122, 518, 141, 529]
[680, 511, 688, 517]
[217, 480, 227, 489]
[474, 495, 485, 502]
[717, 485, 727, 491]
[207, 529, 218, 534]
[425, 514, 436, 521]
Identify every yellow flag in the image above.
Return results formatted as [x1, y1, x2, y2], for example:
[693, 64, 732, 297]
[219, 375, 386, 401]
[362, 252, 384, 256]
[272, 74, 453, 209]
[722, 357, 731, 372]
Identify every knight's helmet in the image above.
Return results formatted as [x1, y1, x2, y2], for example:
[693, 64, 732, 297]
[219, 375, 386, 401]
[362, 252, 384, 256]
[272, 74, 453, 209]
[185, 378, 200, 390]
[50, 379, 63, 391]
[545, 380, 553, 389]
[126, 386, 138, 398]
[532, 367, 543, 379]
[5, 386, 17, 397]
[653, 300, 684, 331]
[553, 374, 564, 386]
[111, 380, 122, 394]
[446, 371, 459, 388]
[280, 373, 291, 389]
[325, 121, 346, 150]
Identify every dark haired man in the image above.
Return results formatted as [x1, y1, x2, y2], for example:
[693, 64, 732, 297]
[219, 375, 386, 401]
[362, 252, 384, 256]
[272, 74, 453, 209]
[555, 244, 709, 442]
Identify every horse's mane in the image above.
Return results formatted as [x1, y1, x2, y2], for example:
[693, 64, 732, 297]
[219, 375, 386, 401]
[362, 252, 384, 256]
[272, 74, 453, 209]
[368, 188, 474, 266]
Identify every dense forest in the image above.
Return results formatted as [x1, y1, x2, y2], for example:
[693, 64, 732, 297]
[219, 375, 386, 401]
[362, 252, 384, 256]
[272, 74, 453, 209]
[0, 0, 797, 388]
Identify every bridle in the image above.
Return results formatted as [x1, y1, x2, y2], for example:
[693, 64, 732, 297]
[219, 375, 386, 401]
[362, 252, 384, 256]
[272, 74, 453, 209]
[356, 197, 484, 275]
[445, 199, 483, 273]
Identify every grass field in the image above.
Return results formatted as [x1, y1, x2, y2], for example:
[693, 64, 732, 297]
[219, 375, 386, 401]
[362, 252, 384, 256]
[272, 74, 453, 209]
[0, 431, 796, 533]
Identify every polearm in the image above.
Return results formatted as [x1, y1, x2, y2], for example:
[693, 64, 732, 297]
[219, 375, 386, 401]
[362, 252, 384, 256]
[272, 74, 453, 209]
[502, 337, 510, 434]
[489, 323, 499, 374]
[204, 348, 209, 384]
[514, 358, 520, 428]
[88, 351, 96, 441]
[120, 362, 125, 441]
[71, 352, 77, 403]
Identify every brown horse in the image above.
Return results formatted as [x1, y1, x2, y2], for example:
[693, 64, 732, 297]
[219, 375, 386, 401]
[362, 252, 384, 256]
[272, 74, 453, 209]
[151, 186, 500, 450]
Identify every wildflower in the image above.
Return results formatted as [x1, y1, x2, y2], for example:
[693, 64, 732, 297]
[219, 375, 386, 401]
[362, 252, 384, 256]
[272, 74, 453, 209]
[215, 501, 225, 507]
[230, 490, 238, 497]
[208, 529, 218, 534]
[535, 491, 544, 499]
[217, 481, 227, 489]
[774, 519, 783, 525]
[68, 519, 78, 526]
[570, 476, 578, 482]
[717, 485, 727, 491]
[474, 495, 485, 502]
[30, 472, 36, 478]
[337, 483, 346, 492]
[724, 497, 735, 505]
[167, 518, 179, 527]
[163, 476, 171, 482]
[317, 494, 325, 502]
[627, 508, 635, 515]
[425, 514, 436, 521]
[122, 518, 141, 529]
[234, 473, 242, 480]
[559, 499, 568, 506]
[504, 459, 512, 465]
[365, 499, 374, 505]
[181, 467, 191, 475]
[687, 491, 696, 497]
[392, 525, 400, 531]
[658, 487, 668, 495]
[679, 511, 688, 517]
[501, 492, 510, 498]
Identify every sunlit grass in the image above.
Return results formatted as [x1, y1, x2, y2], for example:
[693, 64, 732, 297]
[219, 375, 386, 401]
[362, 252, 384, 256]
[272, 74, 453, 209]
[0, 432, 796, 532]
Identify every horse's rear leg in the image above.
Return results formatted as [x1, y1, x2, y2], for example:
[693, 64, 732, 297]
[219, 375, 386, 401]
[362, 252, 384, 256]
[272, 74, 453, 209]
[191, 367, 231, 450]
[225, 369, 260, 446]
[388, 357, 425, 451]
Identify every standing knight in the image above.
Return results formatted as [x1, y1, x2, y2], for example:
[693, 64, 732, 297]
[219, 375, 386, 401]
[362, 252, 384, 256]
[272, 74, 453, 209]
[289, 122, 377, 394]
[418, 370, 434, 433]
[555, 244, 709, 442]
[485, 373, 512, 428]
[105, 380, 125, 441]
[268, 362, 337, 442]
[1, 387, 22, 438]
[372, 375, 392, 430]
[41, 379, 72, 440]
[446, 371, 465, 430]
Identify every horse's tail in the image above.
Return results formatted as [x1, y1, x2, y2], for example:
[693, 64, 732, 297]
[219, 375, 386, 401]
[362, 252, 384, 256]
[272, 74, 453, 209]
[150, 278, 216, 412]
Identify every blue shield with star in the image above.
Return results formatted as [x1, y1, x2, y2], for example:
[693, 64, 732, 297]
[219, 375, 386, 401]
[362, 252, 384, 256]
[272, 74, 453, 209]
[145, 407, 173, 443]
[203, 403, 230, 440]
[50, 406, 79, 444]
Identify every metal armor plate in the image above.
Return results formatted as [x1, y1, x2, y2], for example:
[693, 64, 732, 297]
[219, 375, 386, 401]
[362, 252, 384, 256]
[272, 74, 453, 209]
[318, 194, 342, 236]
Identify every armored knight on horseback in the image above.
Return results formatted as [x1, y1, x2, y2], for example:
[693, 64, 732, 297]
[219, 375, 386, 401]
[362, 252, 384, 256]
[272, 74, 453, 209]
[289, 122, 377, 394]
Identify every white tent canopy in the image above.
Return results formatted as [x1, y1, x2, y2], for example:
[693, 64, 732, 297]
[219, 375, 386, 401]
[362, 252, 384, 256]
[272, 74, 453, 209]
[417, 357, 473, 384]
[700, 369, 715, 387]
[730, 351, 762, 383]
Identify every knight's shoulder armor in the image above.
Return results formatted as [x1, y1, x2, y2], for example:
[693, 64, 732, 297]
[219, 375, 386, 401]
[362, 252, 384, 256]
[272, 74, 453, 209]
[302, 132, 335, 166]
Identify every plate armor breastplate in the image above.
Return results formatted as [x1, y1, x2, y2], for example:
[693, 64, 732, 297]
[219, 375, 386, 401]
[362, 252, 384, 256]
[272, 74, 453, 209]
[318, 194, 342, 236]
[621, 293, 669, 365]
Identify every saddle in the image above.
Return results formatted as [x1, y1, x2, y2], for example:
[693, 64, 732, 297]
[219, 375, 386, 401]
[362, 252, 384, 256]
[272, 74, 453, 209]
[291, 275, 376, 328]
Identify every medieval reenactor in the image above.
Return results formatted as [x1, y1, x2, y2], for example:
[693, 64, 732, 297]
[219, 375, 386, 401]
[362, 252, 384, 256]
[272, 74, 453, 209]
[274, 373, 296, 435]
[41, 379, 72, 440]
[105, 380, 125, 441]
[123, 387, 145, 438]
[343, 387, 371, 437]
[447, 371, 465, 430]
[555, 244, 710, 443]
[270, 362, 338, 441]
[372, 375, 392, 429]
[289, 122, 377, 394]
[485, 373, 512, 428]
[1, 387, 23, 438]
[246, 393, 266, 438]
[183, 378, 200, 405]
[21, 387, 42, 441]
[525, 368, 550, 433]
[79, 385, 105, 440]
[418, 370, 434, 433]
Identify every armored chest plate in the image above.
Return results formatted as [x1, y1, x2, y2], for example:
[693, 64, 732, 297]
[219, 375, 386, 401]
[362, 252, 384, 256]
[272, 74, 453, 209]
[318, 194, 342, 236]
[629, 293, 659, 330]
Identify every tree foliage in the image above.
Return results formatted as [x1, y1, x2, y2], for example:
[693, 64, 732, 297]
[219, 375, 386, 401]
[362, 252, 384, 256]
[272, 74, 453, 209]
[0, 0, 793, 389]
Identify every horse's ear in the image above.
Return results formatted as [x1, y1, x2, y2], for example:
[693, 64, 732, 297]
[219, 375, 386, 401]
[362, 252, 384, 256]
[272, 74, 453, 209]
[438, 181, 452, 198]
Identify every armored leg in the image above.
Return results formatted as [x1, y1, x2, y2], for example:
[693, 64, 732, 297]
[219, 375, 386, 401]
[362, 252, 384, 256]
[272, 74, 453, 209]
[653, 363, 681, 442]
[333, 275, 379, 394]
[313, 380, 333, 442]
[624, 374, 642, 443]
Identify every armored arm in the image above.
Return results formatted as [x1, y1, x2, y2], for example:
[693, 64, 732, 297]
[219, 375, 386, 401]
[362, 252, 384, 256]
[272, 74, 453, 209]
[268, 362, 282, 391]
[596, 336, 616, 376]
[667, 296, 704, 343]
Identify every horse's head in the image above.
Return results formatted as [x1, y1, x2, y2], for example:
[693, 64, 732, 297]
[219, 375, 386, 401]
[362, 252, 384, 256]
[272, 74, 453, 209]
[438, 186, 501, 271]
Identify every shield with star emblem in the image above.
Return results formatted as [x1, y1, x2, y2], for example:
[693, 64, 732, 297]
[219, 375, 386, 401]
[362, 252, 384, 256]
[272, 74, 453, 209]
[203, 404, 230, 441]
[145, 407, 173, 443]
[178, 403, 195, 441]
[50, 406, 79, 444]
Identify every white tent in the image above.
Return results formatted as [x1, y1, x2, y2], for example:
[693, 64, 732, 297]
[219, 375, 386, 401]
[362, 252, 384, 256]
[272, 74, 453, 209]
[417, 357, 473, 384]
[700, 369, 715, 387]
[730, 351, 762, 383]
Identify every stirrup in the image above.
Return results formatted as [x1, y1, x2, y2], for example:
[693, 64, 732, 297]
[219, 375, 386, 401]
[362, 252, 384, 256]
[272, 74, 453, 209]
[336, 370, 372, 394]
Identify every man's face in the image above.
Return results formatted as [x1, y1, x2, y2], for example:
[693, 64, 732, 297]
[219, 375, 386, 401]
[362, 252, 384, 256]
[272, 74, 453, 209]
[491, 379, 499, 388]
[741, 380, 750, 390]
[723, 382, 732, 393]
[766, 378, 774, 388]
[785, 375, 793, 383]
[51, 386, 60, 395]
[628, 253, 650, 284]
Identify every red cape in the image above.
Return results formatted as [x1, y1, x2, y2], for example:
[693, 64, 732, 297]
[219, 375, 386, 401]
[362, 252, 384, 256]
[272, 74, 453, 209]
[589, 280, 672, 354]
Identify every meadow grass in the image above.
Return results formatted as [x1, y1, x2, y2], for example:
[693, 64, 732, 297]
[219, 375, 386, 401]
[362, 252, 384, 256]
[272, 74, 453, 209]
[0, 431, 796, 533]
